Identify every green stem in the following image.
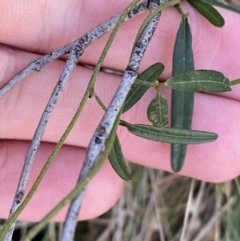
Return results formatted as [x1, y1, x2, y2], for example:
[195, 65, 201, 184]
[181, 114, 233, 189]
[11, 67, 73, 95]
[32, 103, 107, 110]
[175, 4, 184, 15]
[174, 4, 189, 18]
[231, 78, 240, 86]
[93, 91, 107, 111]
[0, 0, 141, 239]
[0, 91, 89, 240]
[21, 112, 121, 241]
[134, 0, 180, 42]
[1, 1, 180, 239]
[87, 0, 141, 91]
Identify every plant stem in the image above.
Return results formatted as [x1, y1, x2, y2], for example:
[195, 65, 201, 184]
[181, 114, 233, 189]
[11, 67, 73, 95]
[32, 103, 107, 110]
[0, 3, 147, 99]
[59, 1, 176, 241]
[0, 78, 89, 240]
[2, 3, 148, 241]
[174, 4, 186, 17]
[20, 111, 122, 241]
[93, 91, 107, 111]
[3, 43, 83, 241]
[231, 78, 240, 86]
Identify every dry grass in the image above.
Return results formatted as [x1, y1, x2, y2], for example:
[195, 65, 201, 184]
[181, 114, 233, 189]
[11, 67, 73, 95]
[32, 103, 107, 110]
[2, 163, 240, 241]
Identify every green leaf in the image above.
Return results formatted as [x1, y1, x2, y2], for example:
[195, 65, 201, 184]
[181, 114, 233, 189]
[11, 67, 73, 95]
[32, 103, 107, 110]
[166, 70, 232, 92]
[188, 0, 225, 27]
[120, 121, 218, 144]
[172, 18, 194, 75]
[108, 135, 132, 181]
[123, 63, 164, 113]
[200, 0, 240, 14]
[147, 92, 168, 127]
[171, 17, 195, 172]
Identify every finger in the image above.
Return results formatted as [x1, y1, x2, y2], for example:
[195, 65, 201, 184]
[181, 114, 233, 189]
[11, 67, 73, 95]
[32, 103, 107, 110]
[0, 0, 134, 52]
[0, 140, 124, 221]
[1, 46, 240, 182]
[0, 45, 120, 146]
[0, 1, 239, 80]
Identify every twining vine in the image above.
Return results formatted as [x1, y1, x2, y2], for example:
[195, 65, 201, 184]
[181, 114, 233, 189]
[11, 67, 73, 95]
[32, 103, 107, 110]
[0, 0, 239, 241]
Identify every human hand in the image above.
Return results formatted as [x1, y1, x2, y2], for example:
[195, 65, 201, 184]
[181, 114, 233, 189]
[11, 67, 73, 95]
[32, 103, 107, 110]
[0, 0, 240, 221]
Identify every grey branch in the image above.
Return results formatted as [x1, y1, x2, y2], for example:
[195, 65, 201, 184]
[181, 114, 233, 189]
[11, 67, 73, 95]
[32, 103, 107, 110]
[3, 3, 147, 241]
[59, 1, 165, 241]
[0, 3, 147, 99]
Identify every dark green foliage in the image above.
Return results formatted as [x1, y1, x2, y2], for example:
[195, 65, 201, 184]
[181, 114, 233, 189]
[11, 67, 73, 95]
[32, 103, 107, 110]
[123, 63, 164, 113]
[120, 121, 218, 144]
[166, 70, 231, 92]
[200, 0, 240, 14]
[109, 135, 132, 181]
[147, 92, 168, 127]
[171, 17, 195, 172]
[188, 0, 225, 27]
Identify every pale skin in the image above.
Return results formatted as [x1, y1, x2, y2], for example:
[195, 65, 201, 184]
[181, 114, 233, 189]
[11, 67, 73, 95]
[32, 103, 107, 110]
[0, 0, 240, 222]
